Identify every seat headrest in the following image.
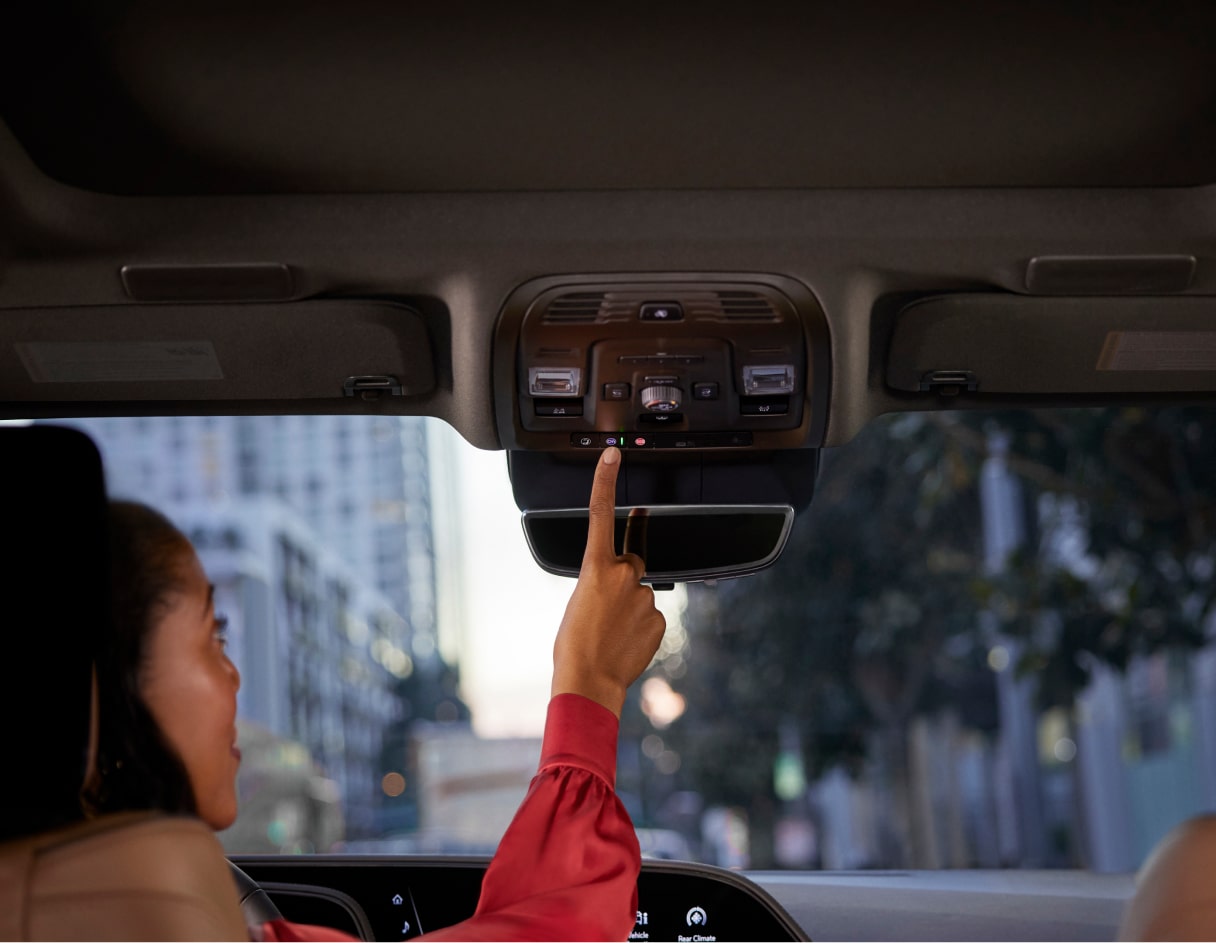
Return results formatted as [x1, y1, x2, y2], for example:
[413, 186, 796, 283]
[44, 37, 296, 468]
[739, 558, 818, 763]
[1, 425, 108, 840]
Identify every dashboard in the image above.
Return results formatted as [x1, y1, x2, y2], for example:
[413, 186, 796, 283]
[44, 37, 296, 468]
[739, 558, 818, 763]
[233, 857, 1137, 942]
[232, 856, 807, 941]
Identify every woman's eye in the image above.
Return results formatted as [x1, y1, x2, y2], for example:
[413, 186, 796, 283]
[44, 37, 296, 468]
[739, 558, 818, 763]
[213, 614, 229, 648]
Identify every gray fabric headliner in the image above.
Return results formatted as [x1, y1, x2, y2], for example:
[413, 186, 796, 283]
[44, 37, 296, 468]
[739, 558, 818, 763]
[1, 6, 1216, 451]
[3, 2, 1216, 194]
[3, 109, 1216, 448]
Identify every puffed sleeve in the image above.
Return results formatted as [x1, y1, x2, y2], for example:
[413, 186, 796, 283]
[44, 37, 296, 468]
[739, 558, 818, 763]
[422, 693, 640, 942]
[262, 694, 640, 943]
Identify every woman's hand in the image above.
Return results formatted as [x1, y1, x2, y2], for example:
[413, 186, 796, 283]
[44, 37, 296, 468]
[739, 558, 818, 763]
[551, 447, 667, 717]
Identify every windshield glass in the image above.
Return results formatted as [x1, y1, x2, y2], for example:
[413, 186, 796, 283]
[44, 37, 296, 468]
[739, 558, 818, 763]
[45, 407, 1216, 872]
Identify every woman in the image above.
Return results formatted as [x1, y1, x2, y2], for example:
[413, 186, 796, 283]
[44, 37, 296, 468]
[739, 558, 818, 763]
[85, 446, 666, 941]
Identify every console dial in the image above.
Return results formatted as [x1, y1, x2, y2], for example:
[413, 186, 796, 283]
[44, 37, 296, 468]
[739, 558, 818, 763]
[640, 384, 682, 412]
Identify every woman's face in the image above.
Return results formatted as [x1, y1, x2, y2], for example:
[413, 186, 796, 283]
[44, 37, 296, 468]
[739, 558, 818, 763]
[139, 543, 242, 830]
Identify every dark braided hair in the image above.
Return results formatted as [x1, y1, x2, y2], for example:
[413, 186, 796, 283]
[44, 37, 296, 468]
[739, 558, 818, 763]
[83, 501, 199, 818]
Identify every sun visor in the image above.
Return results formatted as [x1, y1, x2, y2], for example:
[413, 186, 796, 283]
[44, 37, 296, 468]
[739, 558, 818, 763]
[887, 295, 1216, 396]
[0, 299, 435, 406]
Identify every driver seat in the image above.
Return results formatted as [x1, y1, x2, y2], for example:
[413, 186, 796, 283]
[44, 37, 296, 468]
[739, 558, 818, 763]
[0, 426, 247, 941]
[0, 812, 248, 941]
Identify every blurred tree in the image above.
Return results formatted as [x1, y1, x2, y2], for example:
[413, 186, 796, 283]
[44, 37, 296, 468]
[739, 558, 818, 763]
[666, 411, 994, 866]
[658, 406, 1216, 868]
[969, 407, 1216, 708]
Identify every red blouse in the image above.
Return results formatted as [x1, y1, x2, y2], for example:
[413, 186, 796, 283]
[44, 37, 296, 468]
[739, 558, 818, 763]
[262, 693, 640, 942]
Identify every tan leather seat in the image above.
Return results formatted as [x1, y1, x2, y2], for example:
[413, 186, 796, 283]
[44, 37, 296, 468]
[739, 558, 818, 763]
[1118, 814, 1216, 940]
[0, 812, 248, 942]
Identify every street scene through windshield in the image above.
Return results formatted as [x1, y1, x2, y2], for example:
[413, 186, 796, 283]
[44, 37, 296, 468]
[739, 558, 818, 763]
[51, 407, 1216, 872]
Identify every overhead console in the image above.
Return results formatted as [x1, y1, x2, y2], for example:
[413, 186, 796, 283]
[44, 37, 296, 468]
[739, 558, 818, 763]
[493, 274, 830, 453]
[495, 275, 829, 579]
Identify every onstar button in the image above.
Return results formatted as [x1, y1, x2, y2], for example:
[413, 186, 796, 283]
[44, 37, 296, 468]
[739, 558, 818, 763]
[634, 437, 647, 447]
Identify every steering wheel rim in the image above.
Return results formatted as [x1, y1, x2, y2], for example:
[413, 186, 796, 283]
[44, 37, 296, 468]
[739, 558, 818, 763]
[228, 859, 284, 926]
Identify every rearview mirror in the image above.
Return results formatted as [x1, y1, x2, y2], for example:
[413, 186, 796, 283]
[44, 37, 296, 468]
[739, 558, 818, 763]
[522, 505, 794, 584]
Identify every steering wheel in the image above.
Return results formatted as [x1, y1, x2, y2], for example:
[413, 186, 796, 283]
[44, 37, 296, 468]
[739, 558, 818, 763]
[229, 860, 284, 926]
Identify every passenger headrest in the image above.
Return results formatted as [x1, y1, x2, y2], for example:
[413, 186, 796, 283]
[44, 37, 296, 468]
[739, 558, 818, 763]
[1, 425, 108, 840]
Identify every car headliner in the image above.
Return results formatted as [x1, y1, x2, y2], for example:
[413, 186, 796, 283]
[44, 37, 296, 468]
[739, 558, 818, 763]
[4, 3, 1216, 194]
[3, 3, 1216, 449]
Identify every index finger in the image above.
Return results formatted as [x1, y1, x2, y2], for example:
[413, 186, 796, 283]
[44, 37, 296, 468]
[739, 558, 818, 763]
[584, 446, 622, 566]
[623, 507, 649, 566]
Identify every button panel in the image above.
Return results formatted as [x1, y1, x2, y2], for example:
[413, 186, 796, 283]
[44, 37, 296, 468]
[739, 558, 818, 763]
[571, 431, 753, 449]
[511, 279, 818, 451]
[525, 334, 802, 438]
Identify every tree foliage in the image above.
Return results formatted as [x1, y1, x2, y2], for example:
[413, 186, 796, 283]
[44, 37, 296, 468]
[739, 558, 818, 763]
[974, 408, 1216, 707]
[655, 406, 1216, 866]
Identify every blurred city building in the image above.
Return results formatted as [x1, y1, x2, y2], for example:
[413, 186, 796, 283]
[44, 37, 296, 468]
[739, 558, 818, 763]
[65, 415, 435, 625]
[57, 416, 452, 843]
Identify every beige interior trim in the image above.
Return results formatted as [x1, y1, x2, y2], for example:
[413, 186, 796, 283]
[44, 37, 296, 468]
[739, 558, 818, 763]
[0, 812, 248, 941]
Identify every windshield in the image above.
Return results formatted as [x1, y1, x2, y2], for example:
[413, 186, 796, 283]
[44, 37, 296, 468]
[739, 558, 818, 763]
[44, 407, 1216, 872]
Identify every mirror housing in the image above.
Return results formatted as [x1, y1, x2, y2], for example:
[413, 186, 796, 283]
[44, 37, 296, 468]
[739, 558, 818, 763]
[508, 449, 817, 582]
[523, 505, 795, 583]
